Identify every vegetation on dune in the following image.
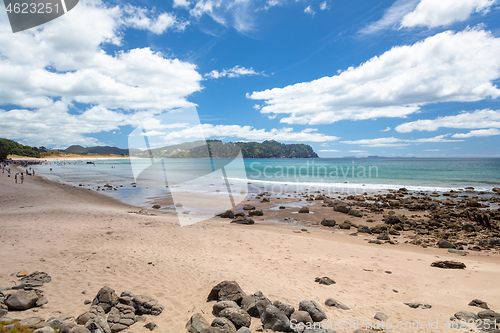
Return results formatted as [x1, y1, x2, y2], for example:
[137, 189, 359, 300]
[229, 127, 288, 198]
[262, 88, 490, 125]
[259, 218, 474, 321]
[0, 321, 35, 333]
[0, 138, 40, 160]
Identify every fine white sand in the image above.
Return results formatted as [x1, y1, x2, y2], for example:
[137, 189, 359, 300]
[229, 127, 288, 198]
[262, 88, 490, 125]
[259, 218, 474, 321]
[0, 170, 499, 332]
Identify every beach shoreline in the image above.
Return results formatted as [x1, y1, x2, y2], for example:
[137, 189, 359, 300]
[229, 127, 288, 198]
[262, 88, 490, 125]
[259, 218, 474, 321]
[1, 169, 499, 332]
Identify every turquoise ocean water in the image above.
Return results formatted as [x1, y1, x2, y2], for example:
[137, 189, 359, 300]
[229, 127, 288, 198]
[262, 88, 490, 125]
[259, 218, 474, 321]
[33, 158, 500, 211]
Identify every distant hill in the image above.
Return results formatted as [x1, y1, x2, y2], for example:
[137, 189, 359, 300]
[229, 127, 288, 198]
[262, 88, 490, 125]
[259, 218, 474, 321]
[131, 140, 319, 159]
[0, 138, 40, 160]
[236, 140, 318, 158]
[63, 145, 129, 155]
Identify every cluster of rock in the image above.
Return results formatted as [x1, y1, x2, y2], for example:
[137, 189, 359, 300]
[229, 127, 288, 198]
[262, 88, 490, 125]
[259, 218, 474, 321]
[186, 280, 343, 333]
[303, 188, 500, 251]
[217, 206, 260, 225]
[1, 278, 163, 333]
[1, 272, 50, 314]
[71, 286, 164, 333]
[450, 302, 499, 332]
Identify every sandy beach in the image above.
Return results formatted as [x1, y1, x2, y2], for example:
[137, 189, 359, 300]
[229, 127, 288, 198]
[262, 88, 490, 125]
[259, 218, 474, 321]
[1, 168, 499, 333]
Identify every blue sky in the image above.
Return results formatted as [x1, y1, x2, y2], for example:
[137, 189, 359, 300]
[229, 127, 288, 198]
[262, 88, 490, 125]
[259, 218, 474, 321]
[0, 0, 500, 157]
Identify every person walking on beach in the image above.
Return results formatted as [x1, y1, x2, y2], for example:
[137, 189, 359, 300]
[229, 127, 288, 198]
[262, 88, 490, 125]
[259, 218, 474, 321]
[14, 173, 18, 183]
[20, 173, 24, 184]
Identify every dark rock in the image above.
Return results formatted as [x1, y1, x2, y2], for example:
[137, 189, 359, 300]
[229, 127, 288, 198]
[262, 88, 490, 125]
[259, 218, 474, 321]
[338, 222, 351, 230]
[76, 305, 106, 325]
[240, 291, 271, 318]
[243, 204, 255, 210]
[334, 205, 349, 213]
[468, 299, 489, 309]
[152, 205, 160, 209]
[404, 302, 431, 309]
[431, 261, 466, 269]
[357, 225, 371, 234]
[5, 290, 39, 310]
[19, 271, 51, 288]
[383, 214, 405, 225]
[324, 298, 350, 310]
[374, 312, 388, 321]
[478, 310, 500, 320]
[132, 294, 164, 316]
[230, 216, 255, 225]
[144, 322, 157, 331]
[490, 238, 500, 247]
[210, 317, 236, 333]
[314, 277, 335, 285]
[438, 240, 455, 249]
[290, 310, 313, 324]
[219, 210, 235, 219]
[377, 233, 390, 241]
[213, 301, 240, 316]
[298, 300, 327, 322]
[186, 313, 210, 333]
[260, 305, 291, 332]
[248, 209, 264, 216]
[92, 286, 118, 313]
[348, 209, 363, 217]
[454, 311, 479, 321]
[207, 281, 246, 304]
[299, 206, 310, 213]
[272, 300, 295, 318]
[107, 303, 136, 332]
[85, 315, 111, 333]
[218, 308, 251, 329]
[320, 219, 336, 227]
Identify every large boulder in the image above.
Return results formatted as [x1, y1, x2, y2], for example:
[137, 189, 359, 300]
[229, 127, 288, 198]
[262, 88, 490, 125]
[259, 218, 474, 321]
[248, 210, 264, 217]
[348, 209, 363, 217]
[298, 300, 327, 322]
[243, 204, 255, 210]
[299, 206, 310, 214]
[76, 305, 106, 325]
[207, 281, 246, 305]
[290, 310, 313, 325]
[209, 317, 237, 333]
[85, 315, 111, 333]
[240, 291, 271, 318]
[383, 214, 405, 225]
[219, 210, 235, 219]
[213, 301, 240, 316]
[34, 327, 55, 333]
[107, 303, 136, 332]
[272, 300, 295, 318]
[320, 219, 336, 227]
[333, 205, 349, 213]
[5, 290, 39, 310]
[132, 295, 164, 316]
[260, 305, 291, 332]
[218, 308, 251, 329]
[92, 286, 118, 313]
[186, 313, 210, 333]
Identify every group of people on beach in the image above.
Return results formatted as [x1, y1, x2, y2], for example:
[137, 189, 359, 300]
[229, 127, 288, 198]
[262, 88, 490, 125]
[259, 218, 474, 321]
[2, 160, 36, 184]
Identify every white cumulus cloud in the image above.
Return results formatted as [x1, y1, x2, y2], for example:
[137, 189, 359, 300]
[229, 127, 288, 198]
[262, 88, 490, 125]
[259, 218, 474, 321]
[0, 0, 202, 147]
[205, 66, 261, 79]
[452, 128, 500, 138]
[396, 109, 500, 132]
[401, 0, 496, 28]
[248, 28, 500, 125]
